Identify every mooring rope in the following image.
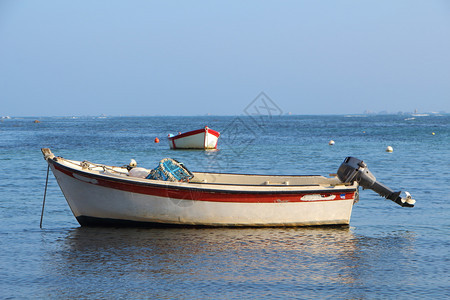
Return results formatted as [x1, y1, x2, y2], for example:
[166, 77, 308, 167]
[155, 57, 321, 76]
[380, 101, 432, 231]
[40, 164, 50, 229]
[60, 157, 128, 175]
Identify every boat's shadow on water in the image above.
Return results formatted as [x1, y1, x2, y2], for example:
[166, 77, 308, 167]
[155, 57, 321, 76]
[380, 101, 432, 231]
[41, 226, 416, 298]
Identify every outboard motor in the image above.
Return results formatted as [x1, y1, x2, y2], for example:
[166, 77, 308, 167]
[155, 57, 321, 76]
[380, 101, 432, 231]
[337, 157, 415, 207]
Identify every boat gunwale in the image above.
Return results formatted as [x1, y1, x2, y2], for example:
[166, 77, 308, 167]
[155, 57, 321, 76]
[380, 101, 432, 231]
[48, 157, 358, 195]
[168, 127, 220, 141]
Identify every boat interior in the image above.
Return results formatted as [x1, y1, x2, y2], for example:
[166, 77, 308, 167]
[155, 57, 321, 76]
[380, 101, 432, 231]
[56, 157, 345, 187]
[189, 172, 343, 186]
[43, 148, 346, 187]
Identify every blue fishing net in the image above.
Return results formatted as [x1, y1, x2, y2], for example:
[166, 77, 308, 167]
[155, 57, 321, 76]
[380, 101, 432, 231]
[146, 158, 193, 182]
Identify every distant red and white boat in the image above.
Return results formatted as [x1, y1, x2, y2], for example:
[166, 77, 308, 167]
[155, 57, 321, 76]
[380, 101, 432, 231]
[168, 126, 220, 150]
[40, 149, 414, 228]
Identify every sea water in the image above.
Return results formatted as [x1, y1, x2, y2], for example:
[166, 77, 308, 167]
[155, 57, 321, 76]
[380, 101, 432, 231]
[0, 115, 449, 299]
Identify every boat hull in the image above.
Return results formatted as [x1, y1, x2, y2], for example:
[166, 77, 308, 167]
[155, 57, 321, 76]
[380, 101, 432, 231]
[168, 127, 220, 149]
[48, 158, 356, 227]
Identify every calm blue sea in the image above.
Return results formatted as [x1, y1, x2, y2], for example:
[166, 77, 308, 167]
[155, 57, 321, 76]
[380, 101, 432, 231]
[0, 115, 449, 299]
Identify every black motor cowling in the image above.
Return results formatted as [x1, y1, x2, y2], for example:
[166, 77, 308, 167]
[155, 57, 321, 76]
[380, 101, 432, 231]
[337, 157, 415, 207]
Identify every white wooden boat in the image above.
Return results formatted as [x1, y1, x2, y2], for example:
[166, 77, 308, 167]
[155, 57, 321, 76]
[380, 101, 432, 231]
[168, 126, 220, 149]
[41, 149, 414, 227]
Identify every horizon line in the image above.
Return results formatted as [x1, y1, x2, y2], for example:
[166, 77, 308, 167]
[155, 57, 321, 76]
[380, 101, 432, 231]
[2, 111, 448, 119]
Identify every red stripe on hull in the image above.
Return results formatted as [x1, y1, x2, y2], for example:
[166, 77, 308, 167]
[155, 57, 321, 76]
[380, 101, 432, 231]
[168, 128, 220, 141]
[206, 128, 220, 138]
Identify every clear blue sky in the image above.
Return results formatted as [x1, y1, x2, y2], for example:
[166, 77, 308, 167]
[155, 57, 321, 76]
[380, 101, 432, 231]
[1, 1, 449, 116]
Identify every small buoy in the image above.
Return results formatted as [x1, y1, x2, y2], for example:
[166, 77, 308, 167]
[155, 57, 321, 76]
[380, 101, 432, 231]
[129, 159, 137, 167]
[34, 120, 40, 123]
[386, 146, 393, 152]
[363, 131, 366, 134]
[329, 140, 335, 145]
[154, 137, 160, 143]
[432, 132, 435, 135]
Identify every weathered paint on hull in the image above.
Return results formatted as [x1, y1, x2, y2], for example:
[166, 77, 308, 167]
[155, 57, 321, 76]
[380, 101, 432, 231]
[50, 162, 355, 227]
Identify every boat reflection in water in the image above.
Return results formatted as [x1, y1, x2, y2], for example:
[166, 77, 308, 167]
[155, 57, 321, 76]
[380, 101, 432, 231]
[41, 227, 415, 298]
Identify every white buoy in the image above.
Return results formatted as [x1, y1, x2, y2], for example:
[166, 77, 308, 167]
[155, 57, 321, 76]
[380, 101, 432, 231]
[128, 167, 150, 178]
[386, 146, 393, 152]
[329, 140, 335, 145]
